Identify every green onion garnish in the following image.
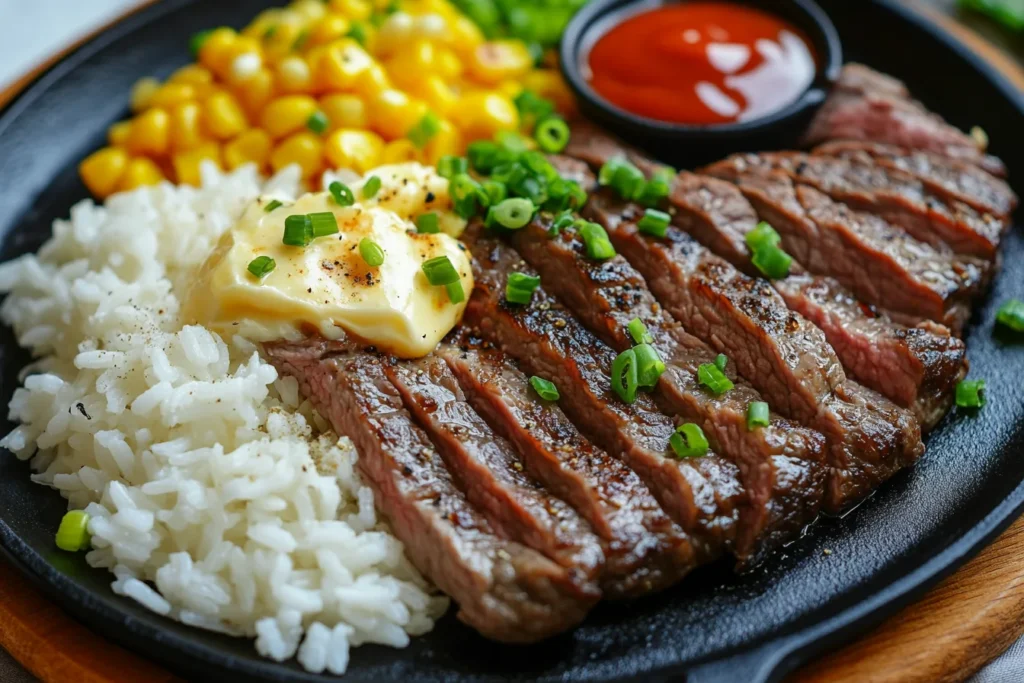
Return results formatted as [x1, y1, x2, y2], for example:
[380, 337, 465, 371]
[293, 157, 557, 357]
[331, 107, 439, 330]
[347, 21, 368, 46]
[329, 181, 355, 207]
[637, 167, 675, 207]
[751, 245, 793, 280]
[747, 401, 770, 430]
[714, 353, 727, 371]
[514, 90, 555, 128]
[599, 158, 646, 200]
[55, 510, 91, 552]
[445, 281, 466, 304]
[549, 210, 576, 237]
[264, 199, 283, 213]
[450, 173, 481, 219]
[283, 214, 313, 247]
[955, 379, 986, 409]
[307, 110, 329, 135]
[996, 299, 1024, 332]
[628, 317, 653, 345]
[506, 272, 541, 305]
[407, 111, 442, 148]
[437, 155, 468, 179]
[189, 29, 214, 59]
[580, 221, 616, 260]
[638, 208, 671, 237]
[467, 140, 501, 173]
[490, 197, 535, 229]
[422, 255, 460, 286]
[416, 212, 440, 234]
[669, 423, 709, 459]
[535, 117, 570, 153]
[247, 255, 276, 279]
[611, 348, 639, 404]
[634, 343, 665, 388]
[746, 221, 782, 252]
[359, 238, 384, 267]
[477, 180, 507, 208]
[529, 376, 559, 401]
[309, 211, 339, 237]
[362, 175, 382, 199]
[698, 360, 734, 395]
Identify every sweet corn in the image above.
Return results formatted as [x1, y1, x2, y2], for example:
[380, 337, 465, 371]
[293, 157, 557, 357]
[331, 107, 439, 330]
[148, 82, 197, 110]
[320, 93, 367, 129]
[204, 91, 249, 139]
[374, 12, 415, 57]
[170, 101, 204, 151]
[292, 0, 328, 22]
[522, 69, 575, 115]
[262, 20, 304, 63]
[436, 48, 462, 81]
[324, 129, 384, 172]
[173, 141, 221, 186]
[261, 95, 320, 139]
[129, 77, 160, 112]
[352, 62, 391, 99]
[451, 91, 518, 141]
[270, 131, 325, 178]
[79, 147, 129, 198]
[127, 107, 171, 156]
[330, 0, 372, 22]
[467, 40, 533, 85]
[409, 75, 457, 117]
[309, 13, 350, 46]
[447, 15, 484, 59]
[169, 64, 214, 87]
[277, 55, 314, 93]
[118, 157, 165, 192]
[422, 119, 461, 165]
[379, 138, 421, 164]
[107, 121, 132, 147]
[386, 40, 438, 90]
[368, 88, 428, 140]
[316, 39, 374, 92]
[198, 28, 239, 79]
[235, 68, 276, 119]
[224, 129, 272, 170]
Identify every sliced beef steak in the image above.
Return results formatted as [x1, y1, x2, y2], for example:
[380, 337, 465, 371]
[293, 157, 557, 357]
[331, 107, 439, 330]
[440, 344, 698, 597]
[508, 215, 827, 557]
[669, 172, 759, 271]
[463, 229, 743, 557]
[814, 140, 1017, 217]
[385, 355, 604, 593]
[564, 120, 668, 178]
[263, 340, 593, 642]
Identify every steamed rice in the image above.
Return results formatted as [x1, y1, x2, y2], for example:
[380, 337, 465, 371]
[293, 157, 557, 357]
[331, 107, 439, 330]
[0, 161, 448, 673]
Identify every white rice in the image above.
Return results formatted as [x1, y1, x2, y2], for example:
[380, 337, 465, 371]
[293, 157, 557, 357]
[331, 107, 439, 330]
[0, 161, 449, 673]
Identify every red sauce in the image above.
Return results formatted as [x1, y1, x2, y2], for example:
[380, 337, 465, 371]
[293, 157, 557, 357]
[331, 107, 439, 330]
[586, 1, 818, 125]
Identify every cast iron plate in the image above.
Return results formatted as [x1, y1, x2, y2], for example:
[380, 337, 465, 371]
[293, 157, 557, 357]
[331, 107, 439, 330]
[0, 1, 1021, 681]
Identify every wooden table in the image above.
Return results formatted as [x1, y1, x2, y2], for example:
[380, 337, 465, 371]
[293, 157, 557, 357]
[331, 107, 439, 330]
[0, 2, 1022, 682]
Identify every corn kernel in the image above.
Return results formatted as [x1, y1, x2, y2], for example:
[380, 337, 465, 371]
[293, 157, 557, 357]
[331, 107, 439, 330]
[172, 141, 221, 186]
[448, 15, 484, 58]
[270, 131, 325, 178]
[262, 20, 303, 63]
[229, 52, 263, 84]
[277, 55, 314, 93]
[436, 48, 463, 81]
[467, 40, 533, 85]
[118, 157, 165, 192]
[330, 0, 372, 21]
[324, 129, 384, 173]
[451, 91, 518, 141]
[320, 93, 367, 129]
[409, 75, 457, 117]
[107, 121, 132, 147]
[352, 62, 391, 99]
[414, 13, 449, 41]
[130, 77, 160, 112]
[316, 39, 374, 92]
[170, 101, 204, 151]
[79, 147, 129, 198]
[149, 82, 197, 110]
[379, 138, 421, 165]
[374, 12, 414, 57]
[423, 119, 462, 165]
[261, 95, 320, 139]
[522, 69, 575, 115]
[498, 79, 523, 100]
[368, 89, 429, 140]
[385, 40, 438, 90]
[224, 129, 273, 170]
[292, 0, 328, 22]
[198, 27, 239, 79]
[127, 107, 171, 156]
[169, 64, 215, 88]
[235, 68, 276, 119]
[309, 13, 350, 46]
[203, 91, 249, 140]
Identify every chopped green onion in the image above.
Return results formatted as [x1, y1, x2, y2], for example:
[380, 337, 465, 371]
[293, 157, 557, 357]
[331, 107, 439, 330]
[306, 110, 329, 135]
[309, 211, 339, 237]
[264, 199, 283, 213]
[359, 238, 385, 267]
[477, 180, 507, 208]
[599, 158, 646, 200]
[669, 423, 709, 459]
[362, 175, 382, 199]
[496, 130, 530, 154]
[329, 181, 355, 207]
[416, 212, 440, 234]
[955, 379, 986, 409]
[633, 343, 665, 388]
[514, 90, 555, 128]
[747, 401, 770, 430]
[549, 210, 576, 237]
[638, 208, 671, 237]
[408, 111, 443, 148]
[714, 354, 727, 371]
[628, 317, 653, 345]
[698, 361, 734, 395]
[580, 221, 616, 260]
[450, 173, 481, 218]
[189, 29, 214, 59]
[55, 510, 90, 552]
[445, 281, 466, 304]
[467, 140, 501, 173]
[437, 155, 468, 179]
[283, 214, 313, 247]
[751, 245, 793, 280]
[422, 255, 460, 286]
[506, 272, 541, 305]
[746, 221, 782, 252]
[996, 299, 1024, 332]
[611, 348, 639, 404]
[535, 117, 570, 153]
[346, 21, 368, 46]
[491, 197, 535, 229]
[529, 376, 559, 401]
[247, 255, 276, 279]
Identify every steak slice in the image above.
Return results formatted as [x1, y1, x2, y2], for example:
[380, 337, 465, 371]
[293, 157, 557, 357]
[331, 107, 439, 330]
[564, 119, 668, 178]
[384, 355, 604, 594]
[774, 274, 966, 430]
[262, 340, 593, 642]
[585, 194, 925, 511]
[463, 229, 743, 557]
[813, 140, 1017, 217]
[440, 344, 698, 597]
[703, 152, 1004, 259]
[508, 216, 827, 558]
[803, 64, 1006, 177]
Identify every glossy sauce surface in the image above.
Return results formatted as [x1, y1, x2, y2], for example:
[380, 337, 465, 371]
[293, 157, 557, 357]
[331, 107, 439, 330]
[585, 1, 817, 125]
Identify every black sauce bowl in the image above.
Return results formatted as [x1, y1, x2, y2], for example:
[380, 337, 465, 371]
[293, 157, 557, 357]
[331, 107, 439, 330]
[560, 0, 843, 168]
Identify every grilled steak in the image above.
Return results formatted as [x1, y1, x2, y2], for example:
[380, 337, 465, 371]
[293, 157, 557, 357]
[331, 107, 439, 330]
[704, 152, 1004, 260]
[463, 229, 744, 556]
[814, 140, 1017, 217]
[563, 119, 668, 178]
[508, 215, 827, 557]
[440, 344, 698, 597]
[262, 340, 594, 642]
[385, 355, 605, 593]
[803, 63, 1006, 177]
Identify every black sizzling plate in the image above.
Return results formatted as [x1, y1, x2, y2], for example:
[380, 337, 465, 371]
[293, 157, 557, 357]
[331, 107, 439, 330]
[0, 1, 1021, 681]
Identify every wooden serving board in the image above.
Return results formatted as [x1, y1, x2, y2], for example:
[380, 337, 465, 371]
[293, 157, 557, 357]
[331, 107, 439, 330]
[0, 2, 1022, 682]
